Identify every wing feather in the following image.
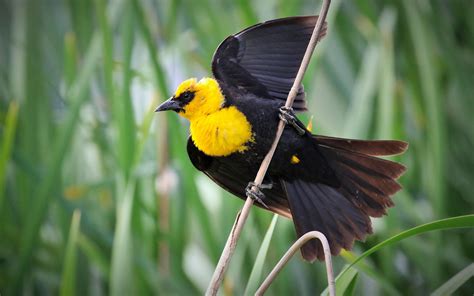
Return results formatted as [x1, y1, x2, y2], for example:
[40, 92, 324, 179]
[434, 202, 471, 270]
[212, 16, 327, 111]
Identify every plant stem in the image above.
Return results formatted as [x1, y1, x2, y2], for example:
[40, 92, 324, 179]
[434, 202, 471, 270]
[255, 231, 335, 296]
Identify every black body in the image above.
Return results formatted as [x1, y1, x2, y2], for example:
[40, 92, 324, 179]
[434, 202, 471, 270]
[184, 16, 408, 261]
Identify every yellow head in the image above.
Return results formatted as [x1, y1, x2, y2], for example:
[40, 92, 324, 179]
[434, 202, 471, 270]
[155, 77, 225, 120]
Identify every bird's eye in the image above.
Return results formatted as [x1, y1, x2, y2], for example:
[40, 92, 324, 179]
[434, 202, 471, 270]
[181, 91, 193, 102]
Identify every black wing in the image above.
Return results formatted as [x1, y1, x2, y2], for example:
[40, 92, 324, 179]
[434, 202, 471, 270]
[187, 138, 290, 217]
[212, 16, 327, 111]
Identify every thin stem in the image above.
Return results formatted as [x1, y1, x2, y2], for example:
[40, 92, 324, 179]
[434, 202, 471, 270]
[255, 231, 335, 296]
[205, 1, 332, 295]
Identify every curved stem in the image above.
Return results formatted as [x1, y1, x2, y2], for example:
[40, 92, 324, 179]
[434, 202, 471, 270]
[255, 231, 335, 296]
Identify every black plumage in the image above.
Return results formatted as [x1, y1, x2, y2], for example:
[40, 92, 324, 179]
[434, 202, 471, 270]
[159, 15, 408, 261]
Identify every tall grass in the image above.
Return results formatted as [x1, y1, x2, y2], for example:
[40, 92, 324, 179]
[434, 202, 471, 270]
[0, 0, 473, 295]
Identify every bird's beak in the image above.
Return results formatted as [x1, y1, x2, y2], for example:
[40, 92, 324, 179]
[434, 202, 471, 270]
[155, 97, 181, 112]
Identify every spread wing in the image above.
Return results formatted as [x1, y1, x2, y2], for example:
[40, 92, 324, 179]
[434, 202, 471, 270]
[212, 16, 327, 111]
[186, 138, 291, 217]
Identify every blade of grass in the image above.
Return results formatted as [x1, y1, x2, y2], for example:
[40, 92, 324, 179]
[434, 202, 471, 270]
[132, 0, 172, 276]
[403, 0, 445, 216]
[336, 250, 400, 296]
[110, 177, 137, 295]
[333, 215, 474, 289]
[375, 7, 398, 283]
[134, 100, 158, 165]
[0, 101, 19, 213]
[164, 0, 182, 42]
[9, 0, 27, 105]
[117, 0, 136, 178]
[95, 0, 115, 104]
[342, 272, 358, 296]
[376, 8, 396, 139]
[237, 0, 258, 26]
[243, 214, 278, 296]
[403, 0, 446, 284]
[60, 210, 82, 296]
[78, 233, 110, 278]
[431, 263, 474, 296]
[132, 0, 169, 97]
[103, 1, 140, 294]
[10, 0, 33, 234]
[323, 249, 399, 296]
[64, 32, 78, 88]
[343, 43, 379, 138]
[323, 264, 357, 296]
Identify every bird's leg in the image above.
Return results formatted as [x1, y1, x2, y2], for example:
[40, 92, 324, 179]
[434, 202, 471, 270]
[279, 106, 306, 136]
[246, 182, 271, 209]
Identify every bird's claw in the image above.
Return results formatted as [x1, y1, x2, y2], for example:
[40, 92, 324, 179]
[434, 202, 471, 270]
[279, 106, 306, 136]
[246, 182, 270, 208]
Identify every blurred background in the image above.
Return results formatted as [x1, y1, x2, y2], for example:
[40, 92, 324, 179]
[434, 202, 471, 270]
[0, 0, 473, 295]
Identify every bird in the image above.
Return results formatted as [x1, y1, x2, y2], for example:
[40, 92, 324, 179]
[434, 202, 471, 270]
[155, 15, 408, 261]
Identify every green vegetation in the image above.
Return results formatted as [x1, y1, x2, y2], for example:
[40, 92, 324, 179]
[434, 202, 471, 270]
[0, 0, 473, 294]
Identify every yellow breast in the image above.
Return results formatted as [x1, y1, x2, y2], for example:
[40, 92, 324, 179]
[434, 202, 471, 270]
[189, 106, 253, 157]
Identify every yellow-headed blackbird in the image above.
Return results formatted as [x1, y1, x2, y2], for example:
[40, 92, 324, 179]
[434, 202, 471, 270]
[155, 16, 407, 261]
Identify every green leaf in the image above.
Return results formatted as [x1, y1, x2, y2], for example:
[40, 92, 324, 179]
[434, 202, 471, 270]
[110, 177, 137, 296]
[60, 210, 82, 296]
[244, 214, 279, 296]
[132, 0, 169, 97]
[431, 263, 474, 296]
[343, 272, 359, 296]
[0, 101, 19, 213]
[322, 264, 357, 296]
[78, 233, 110, 278]
[334, 215, 474, 288]
[338, 250, 400, 296]
[343, 44, 379, 138]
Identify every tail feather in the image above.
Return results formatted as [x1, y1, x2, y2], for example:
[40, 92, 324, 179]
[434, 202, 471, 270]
[282, 180, 372, 261]
[319, 144, 406, 216]
[328, 146, 407, 179]
[315, 135, 408, 156]
[340, 179, 394, 217]
[338, 160, 402, 196]
[282, 136, 407, 261]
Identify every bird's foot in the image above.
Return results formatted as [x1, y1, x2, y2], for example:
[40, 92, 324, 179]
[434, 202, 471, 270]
[245, 182, 271, 209]
[279, 106, 306, 136]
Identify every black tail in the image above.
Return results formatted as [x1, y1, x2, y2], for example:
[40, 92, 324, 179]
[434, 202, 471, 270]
[282, 136, 407, 261]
